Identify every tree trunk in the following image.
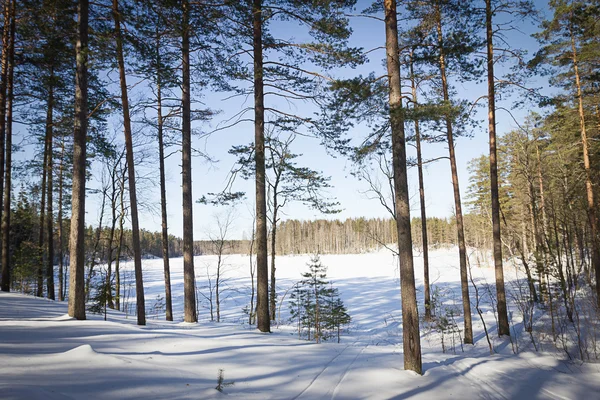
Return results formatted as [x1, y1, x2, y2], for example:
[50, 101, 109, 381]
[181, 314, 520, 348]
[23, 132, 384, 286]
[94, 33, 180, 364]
[57, 133, 65, 300]
[68, 0, 89, 320]
[534, 140, 548, 237]
[435, 0, 473, 344]
[485, 0, 509, 336]
[0, 0, 11, 245]
[570, 28, 600, 307]
[46, 83, 55, 300]
[409, 49, 431, 321]
[528, 179, 546, 301]
[384, 0, 422, 374]
[115, 169, 127, 311]
[249, 222, 256, 325]
[156, 32, 173, 320]
[253, 0, 270, 333]
[0, 0, 14, 293]
[269, 191, 278, 321]
[216, 252, 221, 322]
[105, 152, 123, 309]
[37, 103, 49, 297]
[113, 0, 145, 325]
[181, 0, 197, 323]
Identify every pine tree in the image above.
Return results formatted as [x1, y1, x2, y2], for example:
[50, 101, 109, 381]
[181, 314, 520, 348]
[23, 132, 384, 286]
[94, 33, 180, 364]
[0, 0, 14, 293]
[112, 0, 145, 326]
[68, 0, 89, 320]
[130, 0, 181, 322]
[532, 0, 600, 307]
[219, 0, 361, 333]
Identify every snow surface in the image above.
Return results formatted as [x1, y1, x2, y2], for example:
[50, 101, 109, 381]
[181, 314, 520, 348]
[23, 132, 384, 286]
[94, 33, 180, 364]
[1, 247, 599, 399]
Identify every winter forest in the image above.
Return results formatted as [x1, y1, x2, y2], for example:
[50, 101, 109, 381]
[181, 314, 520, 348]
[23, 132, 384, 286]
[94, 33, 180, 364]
[1, 0, 600, 398]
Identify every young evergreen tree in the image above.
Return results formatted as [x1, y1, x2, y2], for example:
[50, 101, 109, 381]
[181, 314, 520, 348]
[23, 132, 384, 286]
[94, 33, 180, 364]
[327, 293, 351, 343]
[289, 254, 350, 343]
[8, 190, 39, 292]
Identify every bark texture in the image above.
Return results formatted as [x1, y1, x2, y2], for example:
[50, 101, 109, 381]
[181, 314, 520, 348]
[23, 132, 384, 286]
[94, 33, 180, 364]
[570, 27, 600, 308]
[68, 0, 89, 320]
[409, 50, 431, 320]
[113, 0, 145, 325]
[156, 32, 173, 321]
[0, 0, 11, 242]
[253, 0, 270, 333]
[181, 0, 197, 323]
[384, 0, 422, 374]
[485, 0, 509, 336]
[0, 0, 14, 293]
[434, 0, 473, 344]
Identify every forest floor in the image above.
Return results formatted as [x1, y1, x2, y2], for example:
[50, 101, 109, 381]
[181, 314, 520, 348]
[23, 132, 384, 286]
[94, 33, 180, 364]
[1, 248, 599, 399]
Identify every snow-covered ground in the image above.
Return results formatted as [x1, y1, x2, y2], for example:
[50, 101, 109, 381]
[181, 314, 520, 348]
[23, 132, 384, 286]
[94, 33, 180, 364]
[1, 248, 599, 399]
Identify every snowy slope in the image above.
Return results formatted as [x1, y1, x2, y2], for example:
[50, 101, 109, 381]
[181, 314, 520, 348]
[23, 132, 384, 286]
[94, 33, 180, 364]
[1, 248, 599, 399]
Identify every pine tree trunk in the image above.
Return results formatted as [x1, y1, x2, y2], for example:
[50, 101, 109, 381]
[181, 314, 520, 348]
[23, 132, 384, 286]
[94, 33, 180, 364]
[37, 104, 49, 297]
[113, 0, 145, 325]
[270, 195, 278, 321]
[384, 0, 422, 374]
[528, 180, 546, 301]
[216, 252, 221, 322]
[535, 141, 548, 237]
[156, 39, 173, 320]
[253, 0, 270, 333]
[181, 0, 197, 323]
[435, 0, 473, 344]
[570, 29, 600, 307]
[249, 226, 255, 324]
[0, 0, 14, 293]
[46, 83, 55, 300]
[409, 50, 431, 321]
[0, 0, 11, 243]
[485, 0, 509, 336]
[68, 0, 89, 320]
[57, 134, 65, 300]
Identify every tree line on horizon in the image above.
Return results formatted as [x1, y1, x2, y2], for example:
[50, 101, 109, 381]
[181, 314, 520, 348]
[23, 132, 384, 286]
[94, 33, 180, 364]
[0, 0, 599, 375]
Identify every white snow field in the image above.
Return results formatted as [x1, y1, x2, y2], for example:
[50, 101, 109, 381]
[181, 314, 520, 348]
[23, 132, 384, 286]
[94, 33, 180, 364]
[1, 247, 599, 399]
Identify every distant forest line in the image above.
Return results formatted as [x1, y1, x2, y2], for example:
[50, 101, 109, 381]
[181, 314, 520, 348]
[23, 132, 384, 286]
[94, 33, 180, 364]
[118, 216, 470, 258]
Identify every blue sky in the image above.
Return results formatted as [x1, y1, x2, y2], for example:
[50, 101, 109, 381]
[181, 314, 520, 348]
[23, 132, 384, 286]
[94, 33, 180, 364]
[13, 0, 553, 241]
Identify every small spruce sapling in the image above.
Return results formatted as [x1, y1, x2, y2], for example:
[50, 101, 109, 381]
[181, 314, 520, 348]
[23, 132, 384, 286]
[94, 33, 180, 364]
[289, 255, 351, 342]
[88, 267, 114, 321]
[215, 368, 234, 393]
